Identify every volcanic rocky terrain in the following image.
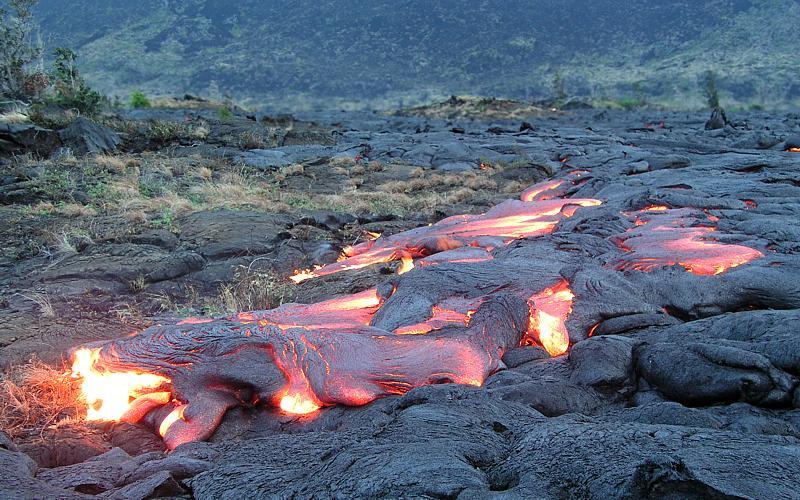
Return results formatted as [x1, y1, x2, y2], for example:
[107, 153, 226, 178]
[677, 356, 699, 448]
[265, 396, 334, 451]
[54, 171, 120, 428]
[2, 103, 800, 498]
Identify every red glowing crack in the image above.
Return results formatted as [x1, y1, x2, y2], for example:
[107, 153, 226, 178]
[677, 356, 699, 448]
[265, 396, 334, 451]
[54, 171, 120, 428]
[612, 206, 764, 275]
[292, 197, 602, 282]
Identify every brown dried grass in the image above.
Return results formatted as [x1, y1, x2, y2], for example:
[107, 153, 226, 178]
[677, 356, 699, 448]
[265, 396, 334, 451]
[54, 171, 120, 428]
[0, 358, 85, 441]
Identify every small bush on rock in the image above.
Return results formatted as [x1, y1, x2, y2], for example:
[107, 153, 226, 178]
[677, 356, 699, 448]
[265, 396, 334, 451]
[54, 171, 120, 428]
[49, 47, 105, 115]
[129, 90, 151, 109]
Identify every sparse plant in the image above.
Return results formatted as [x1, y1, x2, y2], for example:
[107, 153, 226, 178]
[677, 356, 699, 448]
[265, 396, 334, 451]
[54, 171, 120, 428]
[217, 266, 294, 313]
[0, 357, 85, 441]
[129, 90, 151, 109]
[15, 291, 54, 317]
[216, 106, 233, 121]
[150, 208, 176, 229]
[238, 129, 268, 149]
[143, 119, 189, 142]
[128, 274, 147, 293]
[49, 47, 104, 115]
[702, 70, 721, 109]
[552, 69, 567, 102]
[37, 168, 74, 201]
[0, 0, 48, 102]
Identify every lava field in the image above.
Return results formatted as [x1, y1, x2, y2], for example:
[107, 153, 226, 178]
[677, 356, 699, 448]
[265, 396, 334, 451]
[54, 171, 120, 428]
[2, 108, 800, 498]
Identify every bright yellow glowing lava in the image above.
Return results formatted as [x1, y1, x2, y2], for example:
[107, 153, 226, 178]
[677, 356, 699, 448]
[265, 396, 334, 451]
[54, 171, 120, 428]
[290, 267, 321, 284]
[71, 348, 168, 421]
[527, 281, 575, 356]
[279, 393, 321, 415]
[159, 405, 186, 437]
[397, 254, 415, 274]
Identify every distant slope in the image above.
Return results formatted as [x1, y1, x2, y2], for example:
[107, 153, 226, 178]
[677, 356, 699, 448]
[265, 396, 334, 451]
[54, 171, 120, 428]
[35, 0, 800, 110]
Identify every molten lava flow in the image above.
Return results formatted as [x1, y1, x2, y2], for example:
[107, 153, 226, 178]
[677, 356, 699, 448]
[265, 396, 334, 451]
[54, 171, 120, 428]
[397, 253, 415, 274]
[291, 266, 322, 284]
[520, 180, 565, 201]
[787, 147, 800, 153]
[526, 280, 574, 356]
[71, 348, 169, 421]
[394, 296, 482, 335]
[613, 208, 763, 275]
[71, 286, 529, 449]
[292, 198, 601, 282]
[245, 288, 383, 330]
[159, 405, 186, 437]
[520, 170, 589, 202]
[279, 393, 321, 415]
[416, 247, 494, 269]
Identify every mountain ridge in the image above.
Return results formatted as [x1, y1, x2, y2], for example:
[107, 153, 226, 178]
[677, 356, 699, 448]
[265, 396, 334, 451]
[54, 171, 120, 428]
[34, 0, 800, 110]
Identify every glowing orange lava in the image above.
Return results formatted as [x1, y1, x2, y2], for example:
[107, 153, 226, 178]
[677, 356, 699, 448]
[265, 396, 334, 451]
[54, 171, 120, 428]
[526, 280, 574, 356]
[787, 148, 800, 153]
[520, 180, 565, 201]
[279, 392, 321, 415]
[394, 297, 481, 335]
[613, 208, 763, 275]
[159, 405, 186, 437]
[520, 170, 589, 202]
[71, 348, 169, 421]
[244, 288, 384, 330]
[292, 198, 601, 282]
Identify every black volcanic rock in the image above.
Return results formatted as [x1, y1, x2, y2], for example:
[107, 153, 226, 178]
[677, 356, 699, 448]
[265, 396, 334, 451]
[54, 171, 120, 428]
[705, 107, 729, 130]
[58, 117, 121, 155]
[0, 123, 61, 156]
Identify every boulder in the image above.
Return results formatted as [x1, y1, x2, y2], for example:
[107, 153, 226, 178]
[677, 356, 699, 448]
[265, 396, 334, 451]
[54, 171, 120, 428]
[58, 117, 121, 155]
[704, 107, 729, 130]
[0, 123, 61, 156]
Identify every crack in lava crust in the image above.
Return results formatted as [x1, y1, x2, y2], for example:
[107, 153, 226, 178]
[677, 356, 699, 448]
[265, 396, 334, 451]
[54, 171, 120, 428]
[612, 206, 764, 275]
[291, 196, 602, 282]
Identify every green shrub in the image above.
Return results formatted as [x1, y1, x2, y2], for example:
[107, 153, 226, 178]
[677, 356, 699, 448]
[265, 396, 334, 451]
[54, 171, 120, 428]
[216, 106, 233, 121]
[617, 97, 643, 110]
[129, 91, 151, 109]
[702, 71, 720, 109]
[48, 47, 105, 115]
[0, 0, 46, 101]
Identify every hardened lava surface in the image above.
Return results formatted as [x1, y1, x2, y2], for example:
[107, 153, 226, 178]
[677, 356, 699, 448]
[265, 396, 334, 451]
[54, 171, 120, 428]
[3, 109, 800, 499]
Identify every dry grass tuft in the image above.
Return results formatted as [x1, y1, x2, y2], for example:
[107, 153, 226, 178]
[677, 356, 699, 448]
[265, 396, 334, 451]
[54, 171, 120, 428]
[93, 154, 130, 173]
[15, 291, 55, 317]
[58, 203, 97, 217]
[376, 172, 496, 194]
[0, 111, 30, 124]
[329, 156, 356, 168]
[238, 129, 270, 149]
[273, 163, 305, 181]
[217, 266, 295, 312]
[195, 166, 214, 181]
[0, 358, 85, 441]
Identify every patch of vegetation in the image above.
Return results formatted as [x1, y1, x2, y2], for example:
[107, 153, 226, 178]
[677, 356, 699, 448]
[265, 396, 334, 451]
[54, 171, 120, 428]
[142, 119, 205, 143]
[149, 208, 176, 229]
[48, 47, 105, 115]
[27, 104, 76, 128]
[217, 266, 294, 313]
[0, 357, 85, 441]
[552, 69, 567, 102]
[0, 0, 47, 102]
[37, 168, 75, 201]
[238, 129, 269, 149]
[702, 70, 721, 109]
[129, 90, 151, 109]
[216, 106, 233, 121]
